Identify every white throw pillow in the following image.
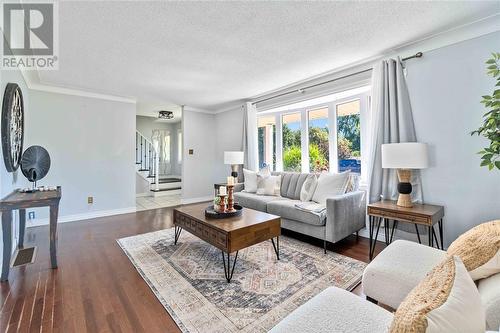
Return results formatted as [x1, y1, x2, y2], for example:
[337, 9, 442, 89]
[243, 168, 258, 193]
[256, 175, 281, 196]
[311, 171, 350, 205]
[300, 174, 317, 202]
[243, 166, 271, 193]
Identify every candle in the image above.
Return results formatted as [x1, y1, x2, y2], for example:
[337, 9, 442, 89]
[227, 176, 234, 185]
[219, 186, 227, 195]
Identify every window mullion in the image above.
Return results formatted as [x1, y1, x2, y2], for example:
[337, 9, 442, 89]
[276, 114, 283, 172]
[328, 102, 338, 173]
[300, 108, 309, 173]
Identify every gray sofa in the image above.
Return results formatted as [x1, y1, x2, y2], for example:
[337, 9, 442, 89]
[234, 172, 366, 252]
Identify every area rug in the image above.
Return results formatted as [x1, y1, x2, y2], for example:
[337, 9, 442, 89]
[117, 228, 366, 333]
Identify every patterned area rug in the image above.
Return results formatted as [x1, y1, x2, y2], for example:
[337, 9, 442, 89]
[118, 228, 366, 333]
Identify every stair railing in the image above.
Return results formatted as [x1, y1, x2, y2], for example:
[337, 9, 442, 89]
[135, 130, 160, 191]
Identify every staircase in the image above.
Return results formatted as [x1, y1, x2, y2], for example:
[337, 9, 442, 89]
[135, 131, 181, 197]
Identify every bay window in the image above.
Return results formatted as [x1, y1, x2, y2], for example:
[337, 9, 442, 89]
[257, 87, 370, 179]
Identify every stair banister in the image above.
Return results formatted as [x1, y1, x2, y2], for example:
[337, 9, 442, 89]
[135, 131, 160, 191]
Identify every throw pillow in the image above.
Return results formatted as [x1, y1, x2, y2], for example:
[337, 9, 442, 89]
[311, 171, 350, 205]
[344, 173, 360, 193]
[256, 175, 281, 196]
[447, 220, 500, 280]
[243, 166, 272, 193]
[390, 255, 485, 333]
[243, 168, 258, 193]
[300, 174, 318, 202]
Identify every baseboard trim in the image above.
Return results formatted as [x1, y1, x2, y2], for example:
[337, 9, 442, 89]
[27, 206, 137, 228]
[180, 196, 213, 205]
[136, 192, 151, 198]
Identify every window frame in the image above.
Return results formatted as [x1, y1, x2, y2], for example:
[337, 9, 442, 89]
[257, 89, 370, 180]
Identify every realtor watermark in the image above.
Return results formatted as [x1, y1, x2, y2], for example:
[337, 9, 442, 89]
[1, 1, 58, 70]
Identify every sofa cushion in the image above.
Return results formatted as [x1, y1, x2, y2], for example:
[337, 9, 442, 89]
[270, 287, 393, 333]
[362, 240, 446, 309]
[233, 191, 283, 212]
[273, 172, 309, 200]
[266, 200, 326, 226]
[478, 272, 500, 330]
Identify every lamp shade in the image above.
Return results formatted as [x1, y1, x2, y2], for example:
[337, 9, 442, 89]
[224, 151, 244, 165]
[381, 143, 429, 169]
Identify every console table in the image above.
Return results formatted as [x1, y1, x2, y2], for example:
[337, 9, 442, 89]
[1, 187, 61, 281]
[367, 200, 444, 260]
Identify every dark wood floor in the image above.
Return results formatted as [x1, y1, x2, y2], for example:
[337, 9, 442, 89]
[0, 205, 386, 332]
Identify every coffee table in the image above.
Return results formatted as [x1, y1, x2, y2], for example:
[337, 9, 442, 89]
[173, 203, 281, 282]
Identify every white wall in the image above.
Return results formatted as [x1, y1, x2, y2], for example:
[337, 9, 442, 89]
[405, 31, 500, 245]
[181, 110, 216, 201]
[25, 91, 137, 221]
[172, 122, 182, 176]
[214, 107, 244, 183]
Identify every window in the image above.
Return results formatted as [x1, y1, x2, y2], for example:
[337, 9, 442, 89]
[257, 86, 370, 178]
[308, 107, 329, 172]
[177, 130, 182, 163]
[257, 116, 276, 170]
[282, 112, 301, 172]
[336, 100, 361, 174]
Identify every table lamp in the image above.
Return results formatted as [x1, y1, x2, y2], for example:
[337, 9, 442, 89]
[224, 151, 244, 179]
[381, 143, 429, 208]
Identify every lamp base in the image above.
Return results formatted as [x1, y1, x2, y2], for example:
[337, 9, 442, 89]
[396, 169, 413, 208]
[230, 164, 239, 179]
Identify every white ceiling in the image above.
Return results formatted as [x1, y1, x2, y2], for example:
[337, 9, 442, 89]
[37, 1, 499, 112]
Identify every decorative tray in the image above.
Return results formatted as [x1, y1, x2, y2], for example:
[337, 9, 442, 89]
[205, 204, 243, 219]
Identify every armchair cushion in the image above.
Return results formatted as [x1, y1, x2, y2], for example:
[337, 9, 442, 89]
[478, 272, 500, 331]
[362, 240, 446, 309]
[270, 287, 393, 333]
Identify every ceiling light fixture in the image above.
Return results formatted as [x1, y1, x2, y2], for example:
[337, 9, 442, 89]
[158, 110, 174, 119]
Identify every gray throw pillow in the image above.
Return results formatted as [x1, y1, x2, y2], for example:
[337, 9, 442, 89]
[300, 174, 318, 201]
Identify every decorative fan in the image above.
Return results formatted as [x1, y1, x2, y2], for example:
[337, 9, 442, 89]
[20, 146, 51, 192]
[1, 83, 24, 172]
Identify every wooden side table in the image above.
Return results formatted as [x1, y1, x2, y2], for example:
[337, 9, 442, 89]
[367, 200, 444, 260]
[1, 187, 62, 281]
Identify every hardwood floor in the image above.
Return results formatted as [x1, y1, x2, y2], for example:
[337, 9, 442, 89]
[0, 206, 386, 332]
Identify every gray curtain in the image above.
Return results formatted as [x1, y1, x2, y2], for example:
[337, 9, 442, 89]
[368, 58, 424, 234]
[241, 102, 258, 173]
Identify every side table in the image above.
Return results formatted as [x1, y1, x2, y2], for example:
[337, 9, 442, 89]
[367, 200, 444, 260]
[1, 187, 62, 281]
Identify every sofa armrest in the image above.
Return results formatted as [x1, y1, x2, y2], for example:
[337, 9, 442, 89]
[325, 190, 366, 243]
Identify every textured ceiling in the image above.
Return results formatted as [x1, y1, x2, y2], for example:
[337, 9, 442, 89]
[38, 1, 499, 111]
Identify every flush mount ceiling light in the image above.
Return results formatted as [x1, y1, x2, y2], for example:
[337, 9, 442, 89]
[158, 110, 174, 119]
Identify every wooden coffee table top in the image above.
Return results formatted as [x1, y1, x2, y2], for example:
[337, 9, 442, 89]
[173, 203, 281, 253]
[174, 202, 280, 233]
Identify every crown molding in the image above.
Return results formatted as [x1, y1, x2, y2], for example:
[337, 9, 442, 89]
[28, 82, 137, 104]
[182, 106, 215, 115]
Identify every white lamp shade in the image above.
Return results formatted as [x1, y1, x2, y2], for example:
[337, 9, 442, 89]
[224, 151, 244, 165]
[381, 143, 429, 169]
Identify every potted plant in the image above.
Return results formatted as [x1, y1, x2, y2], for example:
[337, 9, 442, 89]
[471, 52, 500, 170]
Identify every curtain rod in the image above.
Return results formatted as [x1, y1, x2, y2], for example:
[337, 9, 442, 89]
[251, 51, 423, 106]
